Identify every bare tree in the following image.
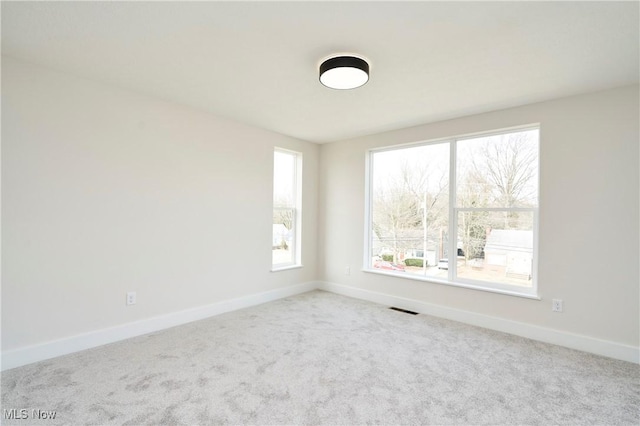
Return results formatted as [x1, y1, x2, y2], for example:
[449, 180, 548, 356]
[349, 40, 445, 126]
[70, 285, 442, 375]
[458, 132, 538, 258]
[457, 172, 491, 260]
[373, 175, 421, 263]
[373, 158, 448, 265]
[470, 133, 537, 208]
[273, 208, 293, 230]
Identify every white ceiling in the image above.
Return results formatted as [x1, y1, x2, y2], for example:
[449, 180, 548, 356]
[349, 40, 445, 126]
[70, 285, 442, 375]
[2, 2, 638, 143]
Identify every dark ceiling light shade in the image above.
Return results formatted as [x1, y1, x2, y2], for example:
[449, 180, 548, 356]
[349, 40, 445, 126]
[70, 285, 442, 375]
[319, 55, 369, 90]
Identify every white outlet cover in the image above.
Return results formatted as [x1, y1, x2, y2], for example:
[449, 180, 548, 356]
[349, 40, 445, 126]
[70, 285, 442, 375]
[552, 299, 563, 312]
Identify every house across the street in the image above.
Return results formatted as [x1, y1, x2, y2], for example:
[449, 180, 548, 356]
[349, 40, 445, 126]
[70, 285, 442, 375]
[483, 229, 533, 279]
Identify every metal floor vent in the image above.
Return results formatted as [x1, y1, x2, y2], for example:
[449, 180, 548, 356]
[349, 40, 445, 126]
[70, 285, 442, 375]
[389, 307, 419, 315]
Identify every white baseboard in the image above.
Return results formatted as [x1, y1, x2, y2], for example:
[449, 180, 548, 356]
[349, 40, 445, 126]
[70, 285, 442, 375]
[4, 280, 638, 370]
[318, 281, 640, 364]
[1, 281, 319, 371]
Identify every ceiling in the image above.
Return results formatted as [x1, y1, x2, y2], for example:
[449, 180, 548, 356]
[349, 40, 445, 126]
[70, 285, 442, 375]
[2, 2, 638, 144]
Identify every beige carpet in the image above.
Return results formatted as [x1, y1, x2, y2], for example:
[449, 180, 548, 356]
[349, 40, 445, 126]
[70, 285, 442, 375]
[2, 290, 639, 425]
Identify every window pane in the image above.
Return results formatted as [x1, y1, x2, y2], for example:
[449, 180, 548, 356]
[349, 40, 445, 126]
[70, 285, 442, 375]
[273, 149, 300, 268]
[274, 151, 295, 207]
[456, 210, 534, 288]
[273, 208, 294, 265]
[457, 129, 539, 208]
[370, 143, 449, 278]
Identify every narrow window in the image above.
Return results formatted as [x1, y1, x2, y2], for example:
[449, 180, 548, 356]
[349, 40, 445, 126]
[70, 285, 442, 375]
[272, 149, 302, 269]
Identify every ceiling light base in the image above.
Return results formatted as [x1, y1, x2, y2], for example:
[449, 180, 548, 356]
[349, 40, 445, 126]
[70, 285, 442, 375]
[319, 56, 369, 90]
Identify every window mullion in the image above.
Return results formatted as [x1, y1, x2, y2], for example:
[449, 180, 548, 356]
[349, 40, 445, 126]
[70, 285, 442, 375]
[449, 139, 457, 282]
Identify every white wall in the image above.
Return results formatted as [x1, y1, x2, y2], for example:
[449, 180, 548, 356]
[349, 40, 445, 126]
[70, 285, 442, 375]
[1, 57, 319, 352]
[319, 86, 639, 350]
[3, 56, 638, 365]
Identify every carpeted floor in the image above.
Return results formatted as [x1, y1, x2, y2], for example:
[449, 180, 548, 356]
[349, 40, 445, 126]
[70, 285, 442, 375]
[2, 290, 639, 425]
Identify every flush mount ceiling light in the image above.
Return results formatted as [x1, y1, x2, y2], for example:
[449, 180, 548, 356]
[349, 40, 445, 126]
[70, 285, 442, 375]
[319, 55, 369, 90]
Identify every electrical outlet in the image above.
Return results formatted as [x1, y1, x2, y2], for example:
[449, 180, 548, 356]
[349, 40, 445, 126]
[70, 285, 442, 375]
[552, 299, 563, 312]
[126, 292, 137, 306]
[345, 266, 351, 275]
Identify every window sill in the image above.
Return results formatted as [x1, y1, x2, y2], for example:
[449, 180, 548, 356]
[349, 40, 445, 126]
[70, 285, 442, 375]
[362, 268, 541, 300]
[271, 264, 304, 272]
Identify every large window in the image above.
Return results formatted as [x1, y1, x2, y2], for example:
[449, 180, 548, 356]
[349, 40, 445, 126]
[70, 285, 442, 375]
[272, 149, 302, 269]
[366, 127, 539, 296]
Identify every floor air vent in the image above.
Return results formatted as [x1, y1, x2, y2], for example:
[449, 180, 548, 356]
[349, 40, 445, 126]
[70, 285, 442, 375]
[389, 307, 419, 315]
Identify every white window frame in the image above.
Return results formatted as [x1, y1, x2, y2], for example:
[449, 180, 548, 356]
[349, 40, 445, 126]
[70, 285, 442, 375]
[364, 125, 540, 299]
[272, 148, 303, 271]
